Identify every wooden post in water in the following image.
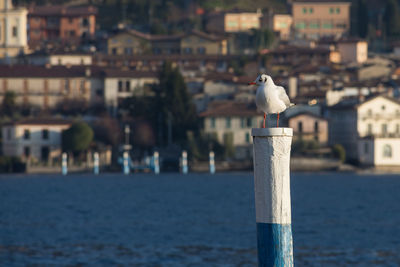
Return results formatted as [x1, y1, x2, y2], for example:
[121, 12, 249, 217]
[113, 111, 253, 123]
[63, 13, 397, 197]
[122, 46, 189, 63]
[123, 151, 130, 175]
[154, 151, 160, 174]
[251, 128, 294, 267]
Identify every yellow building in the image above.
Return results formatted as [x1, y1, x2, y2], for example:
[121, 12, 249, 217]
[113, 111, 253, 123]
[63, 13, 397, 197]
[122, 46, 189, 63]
[206, 10, 262, 33]
[0, 0, 28, 57]
[292, 0, 351, 39]
[108, 29, 228, 56]
[273, 14, 293, 40]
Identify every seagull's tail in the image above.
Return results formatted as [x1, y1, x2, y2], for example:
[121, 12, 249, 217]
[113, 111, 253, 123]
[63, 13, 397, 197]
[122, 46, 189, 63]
[289, 103, 295, 107]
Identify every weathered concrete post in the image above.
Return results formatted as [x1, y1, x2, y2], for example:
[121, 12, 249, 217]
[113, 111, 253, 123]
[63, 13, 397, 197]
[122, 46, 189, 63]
[209, 151, 215, 174]
[251, 128, 294, 267]
[123, 151, 130, 175]
[93, 152, 99, 175]
[154, 151, 160, 174]
[181, 150, 188, 174]
[62, 152, 68, 176]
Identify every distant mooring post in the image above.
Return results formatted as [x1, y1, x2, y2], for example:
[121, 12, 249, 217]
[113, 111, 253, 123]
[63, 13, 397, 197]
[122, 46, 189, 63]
[123, 151, 130, 175]
[154, 151, 160, 174]
[251, 128, 294, 267]
[181, 150, 188, 174]
[62, 152, 68, 175]
[93, 152, 99, 175]
[209, 151, 215, 174]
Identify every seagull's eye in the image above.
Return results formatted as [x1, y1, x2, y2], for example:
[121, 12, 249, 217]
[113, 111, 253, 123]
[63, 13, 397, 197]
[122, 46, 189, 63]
[259, 78, 262, 82]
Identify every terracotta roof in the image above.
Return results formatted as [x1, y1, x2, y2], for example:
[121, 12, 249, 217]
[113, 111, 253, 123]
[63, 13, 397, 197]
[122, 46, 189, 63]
[292, 0, 350, 3]
[0, 65, 158, 78]
[199, 101, 259, 117]
[3, 117, 72, 126]
[29, 5, 97, 16]
[269, 45, 330, 55]
[287, 112, 327, 120]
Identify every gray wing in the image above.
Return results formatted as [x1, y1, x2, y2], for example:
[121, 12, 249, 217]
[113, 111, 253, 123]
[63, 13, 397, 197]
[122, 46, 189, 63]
[277, 86, 291, 108]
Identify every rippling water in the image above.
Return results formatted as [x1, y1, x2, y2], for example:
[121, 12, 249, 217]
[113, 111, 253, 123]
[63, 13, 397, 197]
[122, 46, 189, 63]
[0, 172, 400, 266]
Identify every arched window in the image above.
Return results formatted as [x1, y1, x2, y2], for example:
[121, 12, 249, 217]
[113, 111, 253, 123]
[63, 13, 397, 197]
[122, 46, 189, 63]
[383, 144, 392, 158]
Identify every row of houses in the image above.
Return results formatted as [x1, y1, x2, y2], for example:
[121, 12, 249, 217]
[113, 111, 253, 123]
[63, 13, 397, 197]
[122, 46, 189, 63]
[199, 95, 400, 167]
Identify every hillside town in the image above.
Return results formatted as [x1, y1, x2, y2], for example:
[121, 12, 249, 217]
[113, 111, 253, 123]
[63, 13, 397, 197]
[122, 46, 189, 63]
[1, 0, 400, 173]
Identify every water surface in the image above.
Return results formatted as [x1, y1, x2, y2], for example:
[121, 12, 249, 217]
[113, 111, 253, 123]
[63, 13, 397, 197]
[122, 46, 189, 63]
[0, 172, 399, 266]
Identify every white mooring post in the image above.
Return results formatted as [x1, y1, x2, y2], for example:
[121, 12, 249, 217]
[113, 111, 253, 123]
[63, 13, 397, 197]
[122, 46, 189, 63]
[154, 151, 160, 174]
[62, 152, 68, 175]
[209, 151, 215, 174]
[181, 150, 188, 174]
[123, 151, 130, 175]
[93, 152, 99, 175]
[252, 128, 294, 267]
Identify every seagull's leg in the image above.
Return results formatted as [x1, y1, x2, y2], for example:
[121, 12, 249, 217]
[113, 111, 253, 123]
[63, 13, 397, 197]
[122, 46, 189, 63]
[277, 113, 280, 127]
[263, 113, 266, 128]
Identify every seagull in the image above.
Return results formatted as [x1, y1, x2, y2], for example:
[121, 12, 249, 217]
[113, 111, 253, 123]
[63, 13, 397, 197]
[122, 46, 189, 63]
[248, 74, 293, 128]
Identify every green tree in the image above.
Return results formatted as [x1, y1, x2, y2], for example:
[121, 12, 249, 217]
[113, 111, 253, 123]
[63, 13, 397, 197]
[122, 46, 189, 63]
[156, 62, 198, 145]
[357, 0, 369, 38]
[332, 144, 346, 163]
[62, 122, 94, 156]
[384, 0, 400, 38]
[1, 91, 16, 117]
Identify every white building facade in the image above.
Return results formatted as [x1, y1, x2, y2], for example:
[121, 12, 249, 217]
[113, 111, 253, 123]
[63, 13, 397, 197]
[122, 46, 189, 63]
[329, 95, 400, 166]
[2, 119, 71, 163]
[0, 0, 28, 58]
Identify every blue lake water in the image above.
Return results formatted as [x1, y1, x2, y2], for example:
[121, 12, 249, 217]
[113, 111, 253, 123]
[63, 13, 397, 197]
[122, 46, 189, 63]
[0, 172, 400, 266]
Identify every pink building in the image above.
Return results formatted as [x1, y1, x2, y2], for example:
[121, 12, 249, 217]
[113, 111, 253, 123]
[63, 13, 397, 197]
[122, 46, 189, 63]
[288, 112, 328, 144]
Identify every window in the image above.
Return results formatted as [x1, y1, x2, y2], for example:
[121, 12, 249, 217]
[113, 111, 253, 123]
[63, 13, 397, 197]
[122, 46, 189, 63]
[24, 146, 30, 157]
[197, 47, 206, 54]
[302, 7, 307, 14]
[125, 81, 130, 91]
[298, 121, 303, 133]
[309, 8, 313, 13]
[309, 22, 319, 29]
[82, 18, 89, 26]
[226, 117, 231, 128]
[241, 118, 245, 128]
[41, 146, 50, 162]
[12, 26, 17, 37]
[314, 121, 319, 132]
[69, 18, 74, 24]
[336, 7, 340, 14]
[396, 124, 400, 134]
[24, 129, 30, 140]
[329, 7, 334, 14]
[118, 81, 123, 92]
[247, 118, 252, 127]
[295, 22, 306, 29]
[69, 30, 75, 37]
[383, 144, 392, 158]
[7, 128, 11, 140]
[64, 79, 70, 93]
[382, 124, 388, 135]
[42, 129, 49, 140]
[245, 132, 250, 143]
[184, 47, 192, 54]
[210, 117, 216, 129]
[124, 47, 133, 55]
[367, 124, 372, 135]
[322, 23, 333, 29]
[367, 109, 372, 116]
[111, 48, 117, 55]
[364, 142, 369, 154]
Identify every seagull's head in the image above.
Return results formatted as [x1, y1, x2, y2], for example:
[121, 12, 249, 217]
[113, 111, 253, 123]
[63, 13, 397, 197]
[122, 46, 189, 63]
[248, 74, 272, 86]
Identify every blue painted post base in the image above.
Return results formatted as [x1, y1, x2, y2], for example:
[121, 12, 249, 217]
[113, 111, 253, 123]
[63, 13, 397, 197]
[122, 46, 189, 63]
[256, 223, 294, 267]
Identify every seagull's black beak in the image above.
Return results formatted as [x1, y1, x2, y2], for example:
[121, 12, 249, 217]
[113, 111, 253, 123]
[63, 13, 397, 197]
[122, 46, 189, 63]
[248, 82, 256, 85]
